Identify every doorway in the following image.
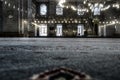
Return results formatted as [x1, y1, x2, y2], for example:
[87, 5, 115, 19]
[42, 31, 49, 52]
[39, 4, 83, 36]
[94, 24, 98, 35]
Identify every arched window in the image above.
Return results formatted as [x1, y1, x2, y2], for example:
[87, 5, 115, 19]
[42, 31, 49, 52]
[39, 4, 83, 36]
[56, 4, 63, 15]
[93, 3, 101, 15]
[40, 4, 47, 15]
[39, 24, 47, 36]
[77, 24, 84, 36]
[94, 6, 100, 15]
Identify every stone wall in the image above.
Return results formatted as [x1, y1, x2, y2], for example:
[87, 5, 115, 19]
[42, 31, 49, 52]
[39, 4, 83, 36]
[0, 0, 35, 37]
[2, 0, 18, 32]
[106, 26, 116, 37]
[0, 1, 3, 32]
[115, 24, 120, 36]
[0, 0, 120, 37]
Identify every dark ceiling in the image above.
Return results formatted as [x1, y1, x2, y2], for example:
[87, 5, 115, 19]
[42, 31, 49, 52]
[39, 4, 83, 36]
[33, 0, 120, 20]
[34, 0, 119, 3]
[33, 0, 120, 6]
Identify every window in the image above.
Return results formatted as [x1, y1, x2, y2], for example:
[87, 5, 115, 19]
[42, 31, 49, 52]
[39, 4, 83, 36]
[92, 3, 102, 15]
[77, 24, 84, 36]
[94, 6, 101, 15]
[39, 24, 47, 36]
[40, 4, 47, 15]
[56, 5, 63, 15]
[56, 24, 62, 36]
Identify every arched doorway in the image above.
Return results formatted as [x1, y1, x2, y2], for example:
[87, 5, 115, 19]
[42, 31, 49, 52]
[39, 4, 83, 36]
[94, 24, 98, 35]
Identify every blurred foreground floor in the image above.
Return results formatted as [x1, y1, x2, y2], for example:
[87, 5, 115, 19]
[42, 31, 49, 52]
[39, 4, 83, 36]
[0, 38, 120, 80]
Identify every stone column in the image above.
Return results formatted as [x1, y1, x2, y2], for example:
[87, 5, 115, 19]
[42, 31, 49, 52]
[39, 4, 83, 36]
[18, 0, 21, 34]
[27, 0, 32, 36]
[98, 25, 102, 37]
[49, 1, 55, 16]
[21, 0, 24, 34]
[0, 1, 3, 32]
[104, 25, 106, 37]
[35, 25, 37, 37]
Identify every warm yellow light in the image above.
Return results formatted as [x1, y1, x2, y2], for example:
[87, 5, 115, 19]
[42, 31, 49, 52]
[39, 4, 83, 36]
[71, 6, 77, 11]
[88, 3, 91, 6]
[48, 21, 50, 23]
[86, 9, 89, 12]
[100, 4, 104, 8]
[8, 3, 11, 7]
[83, 1, 86, 4]
[58, 0, 66, 8]
[41, 21, 43, 23]
[116, 21, 119, 24]
[24, 20, 27, 24]
[66, 6, 69, 9]
[5, 1, 7, 5]
[13, 5, 15, 9]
